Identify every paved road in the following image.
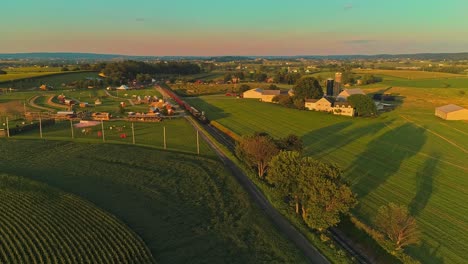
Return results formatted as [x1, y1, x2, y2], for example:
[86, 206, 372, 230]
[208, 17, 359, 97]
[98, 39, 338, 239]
[185, 116, 330, 264]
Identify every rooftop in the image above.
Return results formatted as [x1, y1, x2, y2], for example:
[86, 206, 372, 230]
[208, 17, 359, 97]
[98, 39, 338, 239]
[436, 104, 465, 113]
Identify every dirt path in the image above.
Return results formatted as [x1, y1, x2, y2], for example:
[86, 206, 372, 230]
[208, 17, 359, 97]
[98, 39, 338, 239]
[185, 116, 330, 264]
[28, 95, 55, 112]
[46, 95, 68, 109]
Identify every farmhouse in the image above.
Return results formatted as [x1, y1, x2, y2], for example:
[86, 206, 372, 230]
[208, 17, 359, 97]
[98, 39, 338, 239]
[305, 97, 334, 112]
[435, 104, 468, 120]
[333, 102, 355, 116]
[305, 97, 356, 117]
[337, 88, 365, 101]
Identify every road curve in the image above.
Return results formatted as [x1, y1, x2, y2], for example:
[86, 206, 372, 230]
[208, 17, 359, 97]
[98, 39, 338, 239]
[185, 116, 329, 264]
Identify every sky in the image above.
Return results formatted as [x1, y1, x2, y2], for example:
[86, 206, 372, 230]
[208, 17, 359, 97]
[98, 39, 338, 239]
[1, 0, 467, 56]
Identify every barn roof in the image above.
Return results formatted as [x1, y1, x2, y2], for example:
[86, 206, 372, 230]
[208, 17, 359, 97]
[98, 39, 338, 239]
[436, 104, 465, 113]
[262, 90, 282, 95]
[339, 88, 365, 96]
[305, 99, 319, 103]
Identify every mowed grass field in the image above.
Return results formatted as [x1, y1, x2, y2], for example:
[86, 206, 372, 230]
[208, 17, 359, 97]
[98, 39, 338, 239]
[187, 94, 468, 264]
[7, 118, 213, 156]
[0, 173, 154, 263]
[0, 140, 306, 263]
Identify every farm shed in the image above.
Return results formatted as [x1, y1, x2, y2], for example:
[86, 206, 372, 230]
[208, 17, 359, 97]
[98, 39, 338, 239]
[243, 88, 263, 99]
[337, 88, 365, 101]
[435, 104, 468, 120]
[261, 90, 284, 102]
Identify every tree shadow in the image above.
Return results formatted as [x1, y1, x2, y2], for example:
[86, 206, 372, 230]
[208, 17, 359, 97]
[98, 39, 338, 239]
[407, 241, 444, 264]
[303, 121, 388, 158]
[347, 123, 427, 199]
[409, 153, 440, 216]
[182, 97, 231, 121]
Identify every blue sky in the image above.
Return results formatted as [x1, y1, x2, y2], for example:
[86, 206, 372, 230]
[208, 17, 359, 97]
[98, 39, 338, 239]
[1, 0, 467, 55]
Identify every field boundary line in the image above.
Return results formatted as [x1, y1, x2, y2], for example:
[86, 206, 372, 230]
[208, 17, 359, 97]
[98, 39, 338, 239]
[400, 115, 468, 154]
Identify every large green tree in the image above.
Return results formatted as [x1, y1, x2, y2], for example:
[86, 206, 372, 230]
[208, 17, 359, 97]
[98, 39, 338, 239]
[347, 94, 378, 117]
[267, 151, 303, 213]
[293, 77, 323, 99]
[268, 151, 357, 231]
[299, 158, 357, 231]
[375, 203, 420, 250]
[236, 134, 279, 178]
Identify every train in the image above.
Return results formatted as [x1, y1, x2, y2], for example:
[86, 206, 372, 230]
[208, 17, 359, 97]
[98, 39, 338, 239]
[161, 87, 209, 124]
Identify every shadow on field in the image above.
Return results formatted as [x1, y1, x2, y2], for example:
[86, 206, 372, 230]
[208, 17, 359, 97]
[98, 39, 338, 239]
[407, 241, 444, 264]
[409, 153, 440, 216]
[303, 121, 388, 157]
[183, 97, 230, 121]
[347, 123, 426, 199]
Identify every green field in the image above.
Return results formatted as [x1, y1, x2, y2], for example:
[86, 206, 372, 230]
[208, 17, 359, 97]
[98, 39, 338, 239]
[0, 173, 154, 263]
[0, 140, 306, 263]
[187, 94, 468, 264]
[353, 69, 466, 79]
[5, 118, 212, 156]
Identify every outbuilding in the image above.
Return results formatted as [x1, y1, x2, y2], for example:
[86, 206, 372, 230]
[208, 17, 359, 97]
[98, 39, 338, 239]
[435, 104, 468, 120]
[243, 88, 263, 99]
[337, 88, 365, 101]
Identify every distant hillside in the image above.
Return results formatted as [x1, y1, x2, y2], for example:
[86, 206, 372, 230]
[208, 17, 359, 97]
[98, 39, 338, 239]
[1, 52, 468, 61]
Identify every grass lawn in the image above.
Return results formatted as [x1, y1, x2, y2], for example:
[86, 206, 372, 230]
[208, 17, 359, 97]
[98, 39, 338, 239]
[0, 140, 307, 264]
[0, 173, 154, 263]
[187, 94, 468, 264]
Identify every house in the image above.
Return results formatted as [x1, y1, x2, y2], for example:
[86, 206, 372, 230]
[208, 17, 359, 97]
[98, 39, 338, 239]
[435, 104, 468, 120]
[306, 97, 334, 112]
[333, 102, 355, 116]
[305, 97, 356, 117]
[243, 88, 264, 99]
[79, 102, 89, 108]
[337, 88, 365, 101]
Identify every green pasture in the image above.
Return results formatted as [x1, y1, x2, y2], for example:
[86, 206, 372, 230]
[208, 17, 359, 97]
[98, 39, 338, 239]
[0, 140, 306, 264]
[188, 95, 468, 264]
[0, 173, 154, 263]
[7, 118, 212, 157]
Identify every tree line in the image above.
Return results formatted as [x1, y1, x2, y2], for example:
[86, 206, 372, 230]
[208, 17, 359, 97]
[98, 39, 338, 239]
[93, 60, 201, 85]
[235, 132, 420, 253]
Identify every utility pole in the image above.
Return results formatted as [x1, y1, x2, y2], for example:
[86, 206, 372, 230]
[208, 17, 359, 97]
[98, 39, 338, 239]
[70, 120, 74, 139]
[39, 113, 43, 139]
[6, 117, 10, 138]
[101, 120, 105, 142]
[196, 130, 200, 155]
[163, 126, 167, 149]
[132, 122, 135, 144]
